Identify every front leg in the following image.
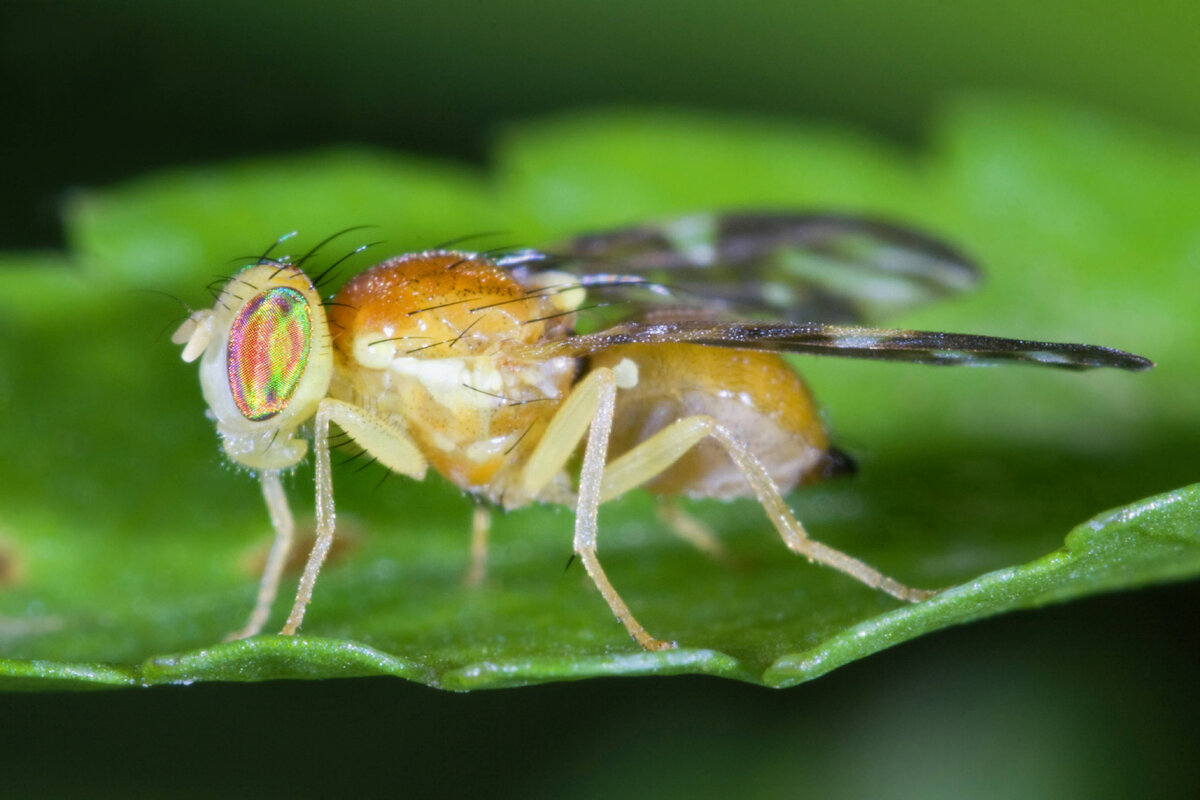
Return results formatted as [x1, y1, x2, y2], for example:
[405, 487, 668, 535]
[224, 469, 294, 640]
[281, 398, 428, 635]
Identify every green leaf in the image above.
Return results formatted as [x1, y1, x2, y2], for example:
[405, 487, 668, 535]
[2, 99, 1197, 690]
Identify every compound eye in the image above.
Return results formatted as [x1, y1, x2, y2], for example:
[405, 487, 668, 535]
[227, 286, 313, 421]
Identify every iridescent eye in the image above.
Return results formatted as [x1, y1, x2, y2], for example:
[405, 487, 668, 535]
[227, 286, 313, 421]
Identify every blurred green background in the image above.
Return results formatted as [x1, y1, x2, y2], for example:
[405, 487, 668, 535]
[2, 1, 1198, 797]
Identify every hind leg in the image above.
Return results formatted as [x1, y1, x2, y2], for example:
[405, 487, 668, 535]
[655, 499, 736, 566]
[600, 415, 934, 603]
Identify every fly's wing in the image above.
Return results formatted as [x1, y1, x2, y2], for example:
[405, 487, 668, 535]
[537, 319, 1153, 371]
[516, 212, 981, 324]
[502, 212, 1151, 371]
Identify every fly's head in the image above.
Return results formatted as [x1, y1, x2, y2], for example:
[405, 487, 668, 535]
[173, 263, 334, 470]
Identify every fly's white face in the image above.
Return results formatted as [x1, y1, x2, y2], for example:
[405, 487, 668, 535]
[173, 263, 334, 470]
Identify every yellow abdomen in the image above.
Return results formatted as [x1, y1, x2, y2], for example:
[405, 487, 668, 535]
[592, 344, 831, 499]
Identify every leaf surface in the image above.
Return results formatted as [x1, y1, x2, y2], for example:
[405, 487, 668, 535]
[1, 100, 1197, 690]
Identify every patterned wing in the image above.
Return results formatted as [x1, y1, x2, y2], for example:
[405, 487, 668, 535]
[514, 212, 981, 324]
[540, 318, 1153, 371]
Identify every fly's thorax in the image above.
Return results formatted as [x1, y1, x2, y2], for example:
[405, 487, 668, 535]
[333, 347, 578, 491]
[326, 251, 582, 490]
[327, 251, 582, 366]
[173, 263, 333, 470]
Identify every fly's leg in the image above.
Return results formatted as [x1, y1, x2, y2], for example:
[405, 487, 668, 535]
[514, 362, 675, 652]
[282, 399, 428, 635]
[463, 504, 492, 587]
[655, 499, 736, 567]
[225, 469, 294, 640]
[600, 416, 934, 603]
[574, 368, 676, 651]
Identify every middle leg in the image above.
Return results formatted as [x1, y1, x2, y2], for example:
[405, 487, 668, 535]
[515, 362, 676, 651]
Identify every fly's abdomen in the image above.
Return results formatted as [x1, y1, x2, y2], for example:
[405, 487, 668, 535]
[594, 344, 832, 499]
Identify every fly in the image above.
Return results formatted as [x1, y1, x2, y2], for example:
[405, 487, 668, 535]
[173, 212, 1153, 649]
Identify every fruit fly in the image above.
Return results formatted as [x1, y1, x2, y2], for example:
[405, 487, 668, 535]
[173, 212, 1153, 650]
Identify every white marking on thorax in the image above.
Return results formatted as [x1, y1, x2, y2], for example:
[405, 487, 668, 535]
[613, 357, 639, 389]
[387, 354, 575, 413]
[389, 356, 491, 407]
[466, 435, 517, 464]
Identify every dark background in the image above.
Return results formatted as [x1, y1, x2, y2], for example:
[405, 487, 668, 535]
[6, 1, 1200, 250]
[3, 2, 1199, 796]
